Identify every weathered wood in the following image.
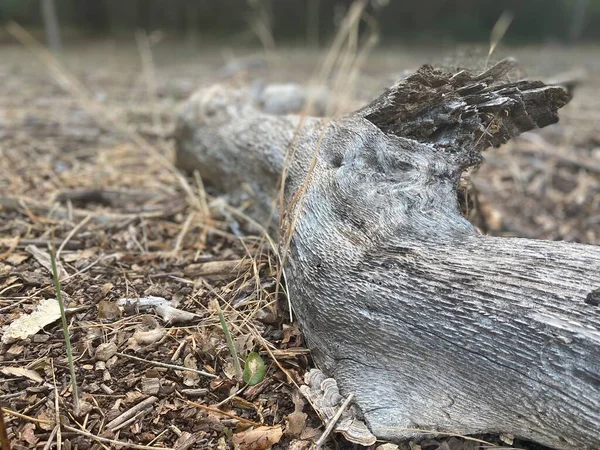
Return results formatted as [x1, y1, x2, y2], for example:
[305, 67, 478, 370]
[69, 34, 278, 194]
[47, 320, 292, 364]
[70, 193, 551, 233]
[174, 62, 600, 449]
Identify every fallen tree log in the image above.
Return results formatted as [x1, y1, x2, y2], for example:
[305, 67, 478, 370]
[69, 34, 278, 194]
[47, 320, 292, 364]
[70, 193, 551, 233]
[174, 60, 600, 449]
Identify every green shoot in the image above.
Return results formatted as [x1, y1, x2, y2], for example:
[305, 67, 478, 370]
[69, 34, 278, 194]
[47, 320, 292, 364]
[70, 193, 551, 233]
[49, 245, 80, 416]
[213, 300, 243, 381]
[243, 352, 266, 386]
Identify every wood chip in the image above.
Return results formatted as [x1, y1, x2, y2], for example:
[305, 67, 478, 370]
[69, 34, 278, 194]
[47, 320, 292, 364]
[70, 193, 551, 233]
[231, 425, 283, 450]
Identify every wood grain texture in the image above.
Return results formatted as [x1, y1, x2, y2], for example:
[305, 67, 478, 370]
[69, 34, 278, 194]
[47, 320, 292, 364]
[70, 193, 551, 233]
[175, 62, 600, 449]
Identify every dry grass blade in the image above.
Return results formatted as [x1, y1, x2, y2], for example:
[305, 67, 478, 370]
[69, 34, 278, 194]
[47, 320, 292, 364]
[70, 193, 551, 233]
[184, 401, 262, 426]
[56, 214, 91, 260]
[116, 352, 217, 378]
[1, 408, 52, 425]
[275, 0, 377, 315]
[486, 10, 514, 69]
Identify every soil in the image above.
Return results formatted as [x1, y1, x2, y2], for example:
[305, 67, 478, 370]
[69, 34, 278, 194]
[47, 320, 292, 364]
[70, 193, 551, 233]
[0, 39, 598, 450]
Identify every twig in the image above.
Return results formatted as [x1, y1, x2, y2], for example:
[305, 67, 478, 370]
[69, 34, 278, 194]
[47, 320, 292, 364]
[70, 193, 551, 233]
[1, 407, 53, 424]
[116, 352, 217, 378]
[215, 384, 247, 407]
[172, 211, 195, 254]
[56, 214, 91, 260]
[110, 410, 147, 432]
[105, 396, 158, 430]
[42, 426, 59, 450]
[184, 400, 262, 426]
[314, 393, 355, 450]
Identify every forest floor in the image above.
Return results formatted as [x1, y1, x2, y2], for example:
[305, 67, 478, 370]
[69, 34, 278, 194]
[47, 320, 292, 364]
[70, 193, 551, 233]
[0, 39, 599, 450]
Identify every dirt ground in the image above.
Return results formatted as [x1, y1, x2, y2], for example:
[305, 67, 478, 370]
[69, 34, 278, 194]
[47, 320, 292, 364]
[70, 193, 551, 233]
[0, 39, 599, 450]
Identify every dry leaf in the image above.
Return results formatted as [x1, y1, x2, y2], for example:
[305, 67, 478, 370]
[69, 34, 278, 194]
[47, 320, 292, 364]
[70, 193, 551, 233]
[128, 316, 166, 349]
[285, 410, 307, 437]
[142, 377, 161, 395]
[0, 236, 19, 260]
[97, 300, 122, 320]
[183, 354, 200, 386]
[232, 426, 283, 450]
[100, 282, 114, 297]
[174, 431, 202, 450]
[299, 427, 320, 440]
[132, 327, 166, 345]
[217, 436, 228, 450]
[37, 410, 55, 431]
[286, 389, 307, 436]
[6, 344, 24, 357]
[124, 391, 145, 405]
[21, 423, 38, 445]
[1, 298, 61, 344]
[1, 367, 43, 383]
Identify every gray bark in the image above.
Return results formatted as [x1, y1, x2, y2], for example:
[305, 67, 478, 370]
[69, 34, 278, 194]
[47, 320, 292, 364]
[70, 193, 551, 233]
[174, 61, 600, 449]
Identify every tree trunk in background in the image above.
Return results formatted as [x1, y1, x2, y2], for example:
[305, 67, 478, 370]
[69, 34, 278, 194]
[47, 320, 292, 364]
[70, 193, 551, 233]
[41, 0, 61, 52]
[569, 0, 589, 45]
[174, 61, 600, 449]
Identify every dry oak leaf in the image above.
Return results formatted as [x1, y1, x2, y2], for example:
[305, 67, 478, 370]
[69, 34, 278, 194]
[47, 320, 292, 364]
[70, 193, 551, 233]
[232, 425, 283, 450]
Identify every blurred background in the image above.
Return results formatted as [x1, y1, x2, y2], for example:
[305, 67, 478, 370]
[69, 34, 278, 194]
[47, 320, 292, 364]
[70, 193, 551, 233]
[0, 0, 599, 46]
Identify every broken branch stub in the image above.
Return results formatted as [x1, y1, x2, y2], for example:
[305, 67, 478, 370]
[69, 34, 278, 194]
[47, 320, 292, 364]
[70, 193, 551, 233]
[174, 61, 600, 449]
